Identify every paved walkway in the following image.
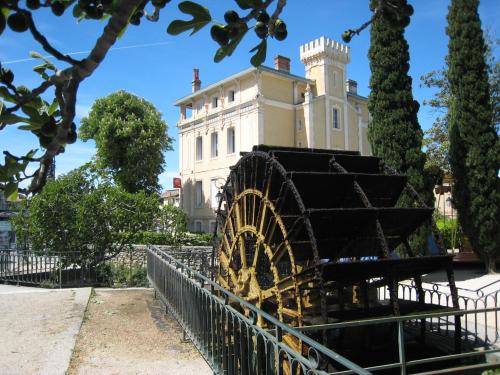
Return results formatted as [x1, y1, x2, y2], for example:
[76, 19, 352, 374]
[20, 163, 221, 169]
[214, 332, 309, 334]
[67, 288, 212, 375]
[0, 285, 91, 375]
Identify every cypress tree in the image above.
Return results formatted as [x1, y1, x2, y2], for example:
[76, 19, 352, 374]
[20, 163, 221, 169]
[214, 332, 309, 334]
[447, 0, 500, 273]
[368, 0, 430, 254]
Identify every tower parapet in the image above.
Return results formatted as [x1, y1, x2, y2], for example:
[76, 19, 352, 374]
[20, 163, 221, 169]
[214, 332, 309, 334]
[299, 36, 350, 67]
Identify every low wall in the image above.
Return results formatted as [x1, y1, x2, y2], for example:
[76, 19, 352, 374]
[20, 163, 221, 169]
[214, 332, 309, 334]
[112, 245, 213, 274]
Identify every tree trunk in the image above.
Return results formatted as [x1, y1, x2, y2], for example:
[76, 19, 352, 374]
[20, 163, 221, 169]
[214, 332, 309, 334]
[484, 254, 497, 274]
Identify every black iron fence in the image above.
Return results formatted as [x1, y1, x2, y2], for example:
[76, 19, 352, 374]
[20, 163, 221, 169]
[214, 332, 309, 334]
[148, 246, 500, 374]
[0, 250, 103, 287]
[378, 279, 500, 346]
[0, 246, 213, 288]
[147, 245, 370, 375]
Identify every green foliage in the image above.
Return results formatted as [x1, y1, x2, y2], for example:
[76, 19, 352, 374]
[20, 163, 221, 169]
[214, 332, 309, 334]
[96, 263, 148, 287]
[11, 164, 159, 268]
[166, 1, 211, 36]
[79, 91, 173, 194]
[367, 0, 430, 253]
[446, 0, 500, 273]
[166, 1, 289, 67]
[121, 230, 213, 246]
[156, 204, 188, 244]
[39, 279, 58, 289]
[435, 218, 462, 250]
[420, 32, 498, 174]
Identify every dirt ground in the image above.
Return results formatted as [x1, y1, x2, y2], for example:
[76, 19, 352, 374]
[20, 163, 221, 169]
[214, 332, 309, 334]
[67, 288, 212, 375]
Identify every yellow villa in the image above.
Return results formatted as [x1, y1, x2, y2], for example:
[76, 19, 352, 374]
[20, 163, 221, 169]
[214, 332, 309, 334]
[175, 36, 371, 232]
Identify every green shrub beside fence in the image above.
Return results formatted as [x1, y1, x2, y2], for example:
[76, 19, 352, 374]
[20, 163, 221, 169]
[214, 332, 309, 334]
[96, 263, 148, 287]
[122, 231, 214, 246]
[436, 218, 462, 250]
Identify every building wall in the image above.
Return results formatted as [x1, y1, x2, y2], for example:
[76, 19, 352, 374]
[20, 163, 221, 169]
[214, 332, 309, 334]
[263, 104, 294, 146]
[177, 37, 371, 231]
[261, 73, 294, 103]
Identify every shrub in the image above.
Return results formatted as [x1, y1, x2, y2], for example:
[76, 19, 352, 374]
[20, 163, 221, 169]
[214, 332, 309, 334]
[95, 263, 148, 287]
[436, 218, 462, 250]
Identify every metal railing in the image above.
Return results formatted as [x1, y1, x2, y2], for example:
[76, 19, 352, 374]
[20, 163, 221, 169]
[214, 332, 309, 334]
[0, 250, 89, 287]
[378, 280, 500, 346]
[148, 245, 500, 374]
[296, 308, 500, 375]
[147, 245, 371, 375]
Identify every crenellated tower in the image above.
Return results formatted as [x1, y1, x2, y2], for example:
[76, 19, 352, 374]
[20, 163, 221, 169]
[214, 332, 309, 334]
[299, 36, 350, 98]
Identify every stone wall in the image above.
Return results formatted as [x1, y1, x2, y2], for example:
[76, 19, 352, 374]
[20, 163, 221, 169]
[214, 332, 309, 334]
[111, 245, 213, 276]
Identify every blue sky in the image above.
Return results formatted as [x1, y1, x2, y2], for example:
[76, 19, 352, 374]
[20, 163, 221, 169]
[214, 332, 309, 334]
[0, 0, 498, 190]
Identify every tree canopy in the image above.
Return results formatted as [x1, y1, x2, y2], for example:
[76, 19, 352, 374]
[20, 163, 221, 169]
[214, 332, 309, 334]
[0, 0, 412, 197]
[367, 0, 431, 254]
[12, 164, 159, 267]
[446, 0, 500, 273]
[420, 32, 499, 175]
[80, 91, 172, 194]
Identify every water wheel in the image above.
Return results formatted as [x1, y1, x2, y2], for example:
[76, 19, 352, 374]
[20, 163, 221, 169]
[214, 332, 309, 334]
[214, 145, 460, 368]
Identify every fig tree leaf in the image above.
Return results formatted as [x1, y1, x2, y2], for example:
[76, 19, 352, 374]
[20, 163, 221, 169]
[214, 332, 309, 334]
[214, 27, 247, 63]
[236, 0, 253, 9]
[30, 51, 56, 71]
[250, 39, 267, 66]
[72, 4, 82, 17]
[21, 104, 41, 120]
[0, 114, 32, 125]
[167, 1, 211, 36]
[47, 99, 59, 116]
[18, 124, 39, 131]
[4, 182, 18, 201]
[0, 87, 17, 103]
[30, 51, 44, 59]
[0, 166, 8, 182]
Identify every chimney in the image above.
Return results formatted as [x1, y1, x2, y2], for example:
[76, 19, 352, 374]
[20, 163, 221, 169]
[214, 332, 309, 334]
[346, 79, 357, 95]
[274, 55, 290, 73]
[192, 68, 201, 92]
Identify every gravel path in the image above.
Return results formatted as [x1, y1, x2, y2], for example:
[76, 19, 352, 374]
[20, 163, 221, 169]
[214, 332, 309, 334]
[68, 288, 212, 375]
[0, 285, 91, 375]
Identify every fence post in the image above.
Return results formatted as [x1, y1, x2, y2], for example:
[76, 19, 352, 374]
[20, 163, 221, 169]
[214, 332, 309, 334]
[58, 257, 62, 289]
[398, 321, 407, 375]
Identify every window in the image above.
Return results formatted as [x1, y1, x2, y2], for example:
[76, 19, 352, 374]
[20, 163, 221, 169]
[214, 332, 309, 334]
[195, 180, 203, 208]
[332, 108, 340, 129]
[212, 96, 219, 108]
[227, 127, 235, 154]
[211, 132, 218, 158]
[195, 136, 203, 161]
[228, 90, 235, 103]
[194, 220, 203, 232]
[211, 178, 219, 209]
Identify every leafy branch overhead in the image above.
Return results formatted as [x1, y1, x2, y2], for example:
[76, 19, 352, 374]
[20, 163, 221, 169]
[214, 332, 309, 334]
[0, 0, 407, 198]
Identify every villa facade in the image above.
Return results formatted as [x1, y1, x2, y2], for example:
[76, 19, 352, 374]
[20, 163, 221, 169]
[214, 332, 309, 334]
[175, 36, 371, 232]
